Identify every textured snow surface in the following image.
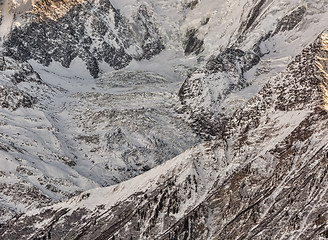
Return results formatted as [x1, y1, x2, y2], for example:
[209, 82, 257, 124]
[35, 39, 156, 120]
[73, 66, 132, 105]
[0, 0, 202, 221]
[0, 0, 328, 239]
[2, 34, 328, 239]
[0, 53, 201, 222]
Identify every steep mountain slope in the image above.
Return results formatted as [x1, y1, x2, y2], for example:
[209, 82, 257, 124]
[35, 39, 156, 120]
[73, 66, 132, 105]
[0, 54, 201, 223]
[3, 0, 164, 78]
[179, 0, 328, 139]
[0, 0, 203, 223]
[0, 54, 102, 223]
[1, 27, 328, 240]
[0, 0, 328, 239]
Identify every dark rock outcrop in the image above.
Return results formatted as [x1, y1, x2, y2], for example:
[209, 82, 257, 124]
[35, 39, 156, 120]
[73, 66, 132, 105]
[273, 6, 306, 35]
[4, 0, 164, 78]
[179, 48, 260, 139]
[184, 28, 204, 55]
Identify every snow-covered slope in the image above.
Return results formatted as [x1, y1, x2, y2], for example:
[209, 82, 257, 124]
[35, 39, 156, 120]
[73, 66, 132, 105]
[0, 0, 328, 239]
[178, 0, 328, 139]
[2, 31, 328, 240]
[0, 53, 201, 222]
[0, 0, 203, 222]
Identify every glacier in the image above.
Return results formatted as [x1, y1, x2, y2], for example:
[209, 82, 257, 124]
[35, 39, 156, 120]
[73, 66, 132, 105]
[0, 0, 328, 239]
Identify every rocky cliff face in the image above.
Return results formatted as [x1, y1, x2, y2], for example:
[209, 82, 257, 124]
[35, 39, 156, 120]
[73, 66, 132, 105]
[178, 0, 327, 140]
[178, 48, 260, 139]
[0, 0, 328, 239]
[3, 0, 164, 77]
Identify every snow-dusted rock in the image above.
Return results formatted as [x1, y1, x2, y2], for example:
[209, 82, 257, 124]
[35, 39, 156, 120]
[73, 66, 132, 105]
[3, 0, 164, 77]
[1, 0, 328, 239]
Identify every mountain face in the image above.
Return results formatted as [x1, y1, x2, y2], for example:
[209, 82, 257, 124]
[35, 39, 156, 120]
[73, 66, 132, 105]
[0, 0, 202, 223]
[0, 0, 328, 239]
[178, 0, 327, 139]
[3, 0, 164, 78]
[2, 32, 328, 240]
